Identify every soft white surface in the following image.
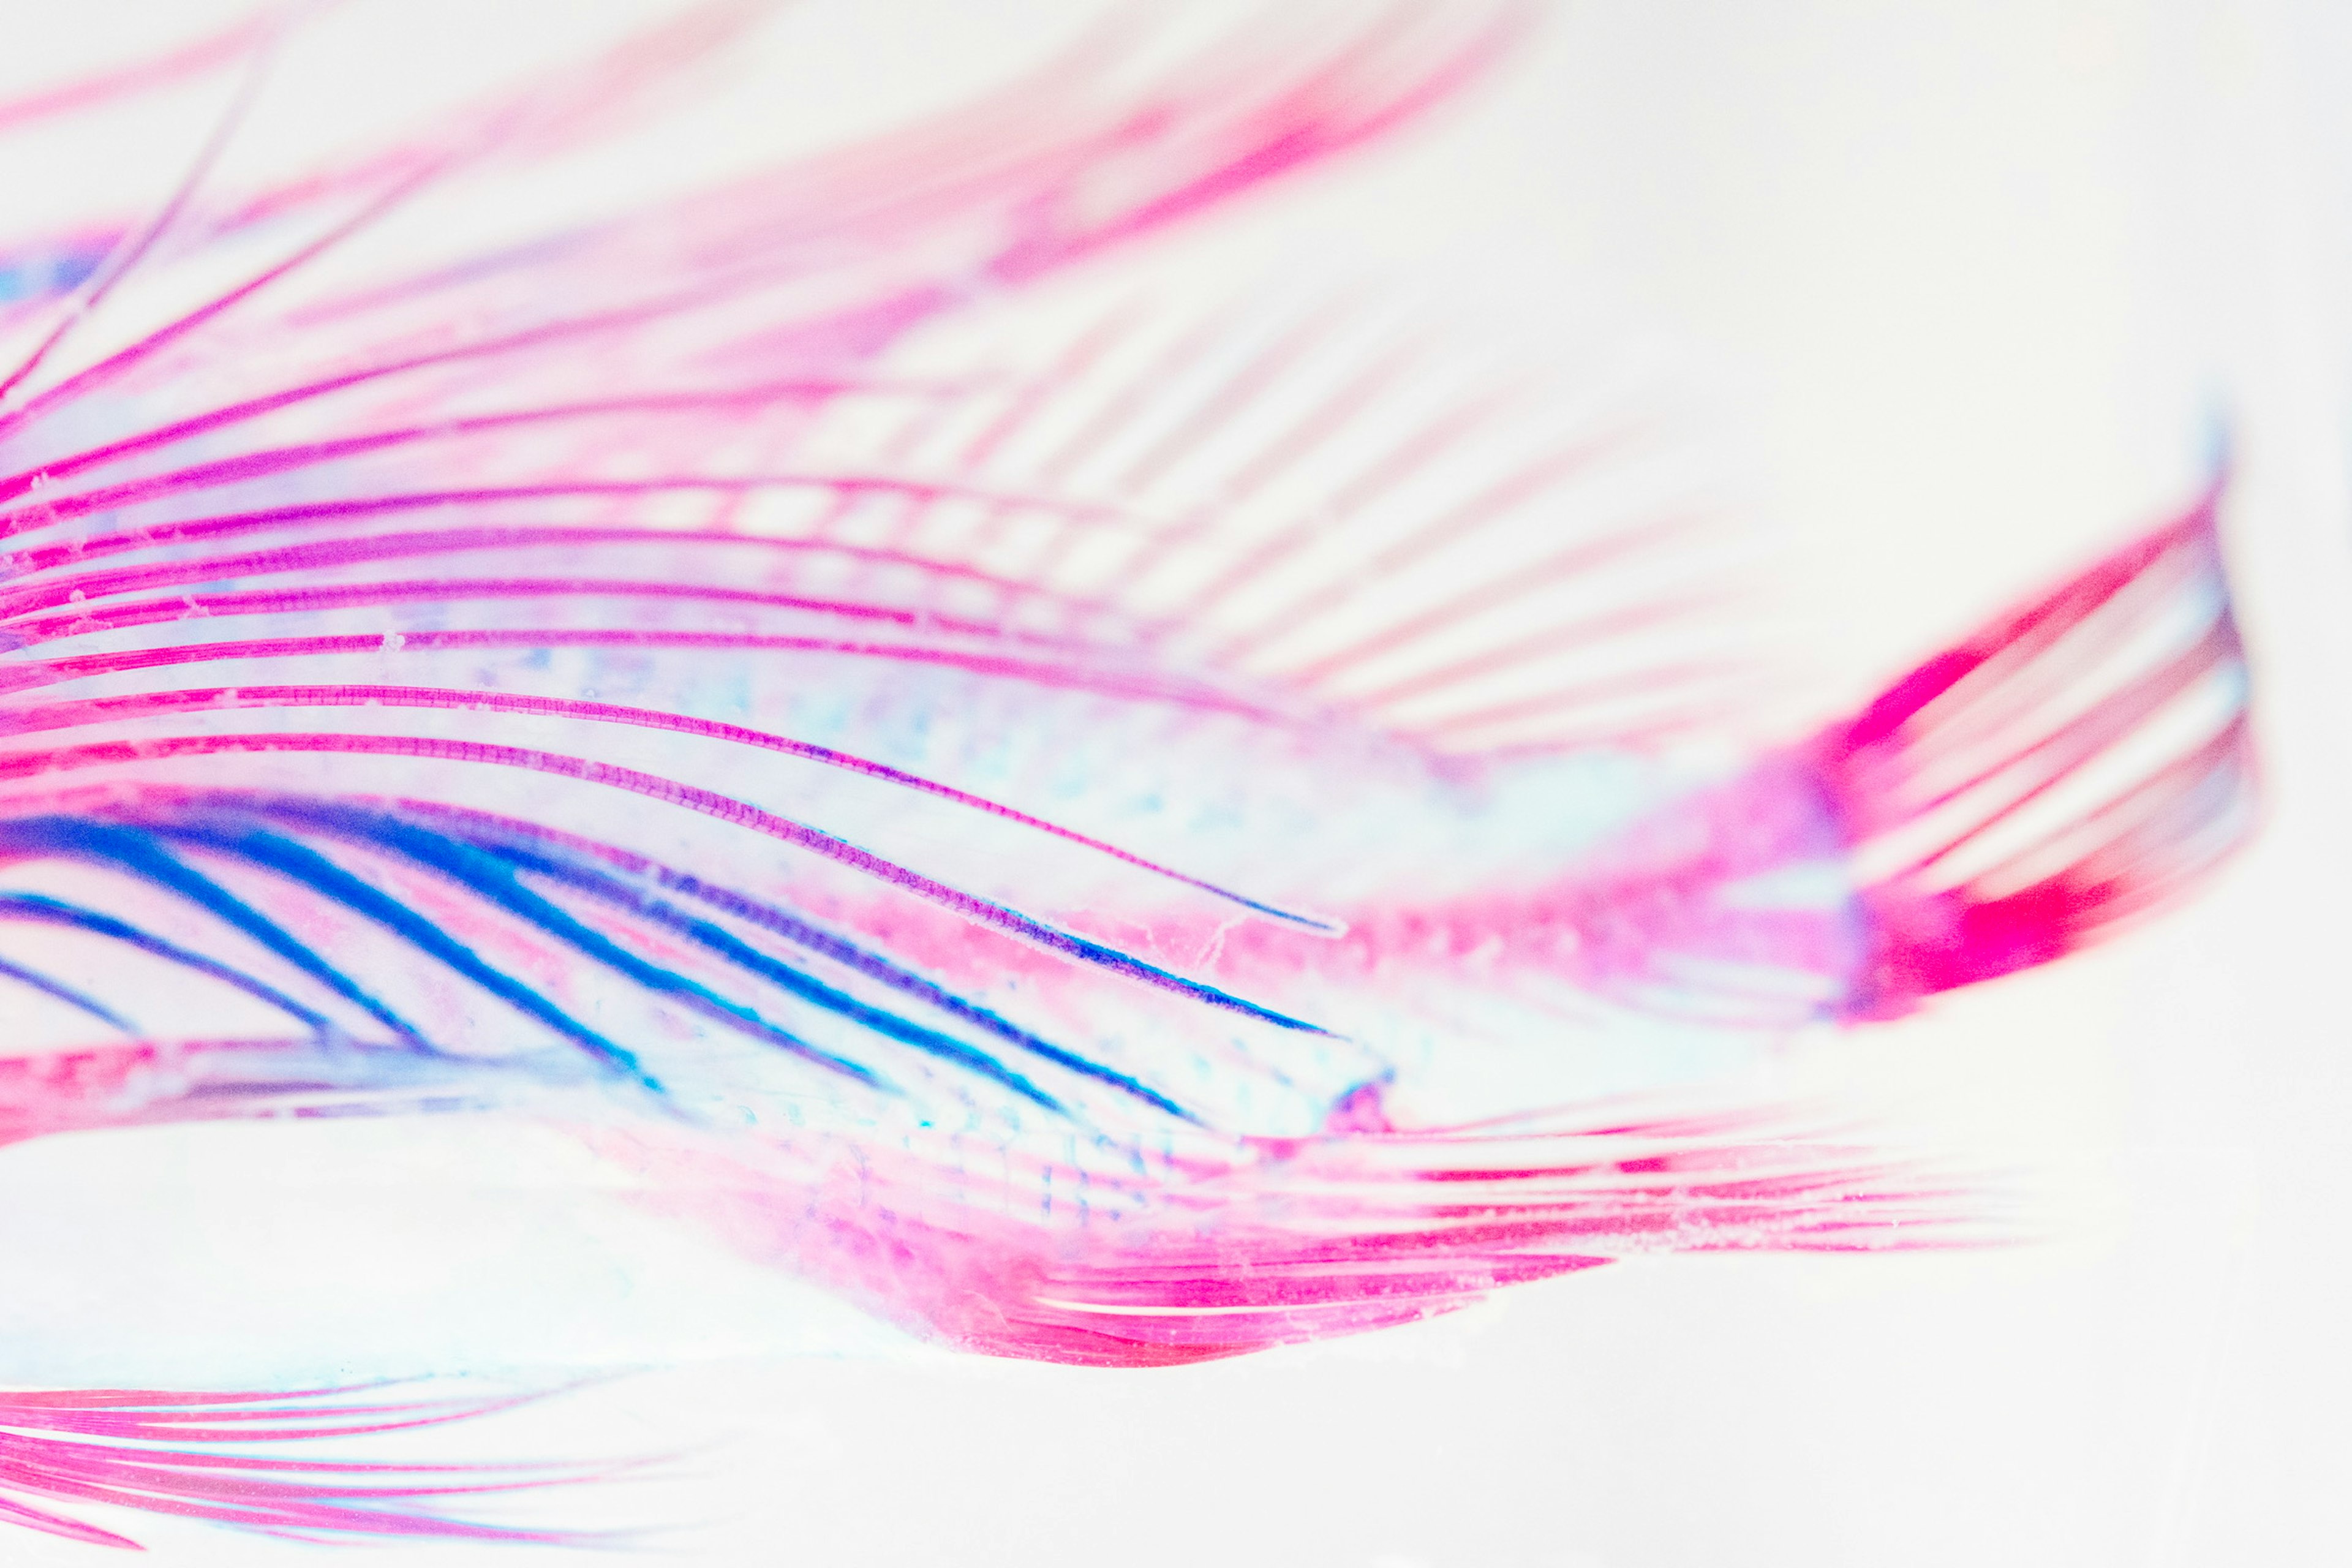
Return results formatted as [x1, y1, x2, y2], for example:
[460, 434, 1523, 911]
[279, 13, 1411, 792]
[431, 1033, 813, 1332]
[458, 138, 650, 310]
[3, 2, 2346, 1562]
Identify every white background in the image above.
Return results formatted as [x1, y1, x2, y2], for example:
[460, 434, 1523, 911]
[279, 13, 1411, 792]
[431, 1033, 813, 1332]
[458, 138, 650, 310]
[2, 2, 2348, 1562]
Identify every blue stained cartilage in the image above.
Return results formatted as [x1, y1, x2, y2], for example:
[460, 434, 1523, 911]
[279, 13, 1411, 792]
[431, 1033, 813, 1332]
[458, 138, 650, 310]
[0, 890, 334, 1035]
[0, 243, 108, 306]
[0, 819, 417, 1039]
[0, 953, 135, 1032]
[457, 830, 1197, 1120]
[458, 843, 1072, 1111]
[1, 790, 1233, 1125]
[148, 816, 667, 1088]
[222, 800, 1077, 1110]
[40, 795, 1180, 1117]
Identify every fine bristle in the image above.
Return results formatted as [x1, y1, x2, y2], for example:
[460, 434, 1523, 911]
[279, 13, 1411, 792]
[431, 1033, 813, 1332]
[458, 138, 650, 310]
[0, 1384, 612, 1549]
